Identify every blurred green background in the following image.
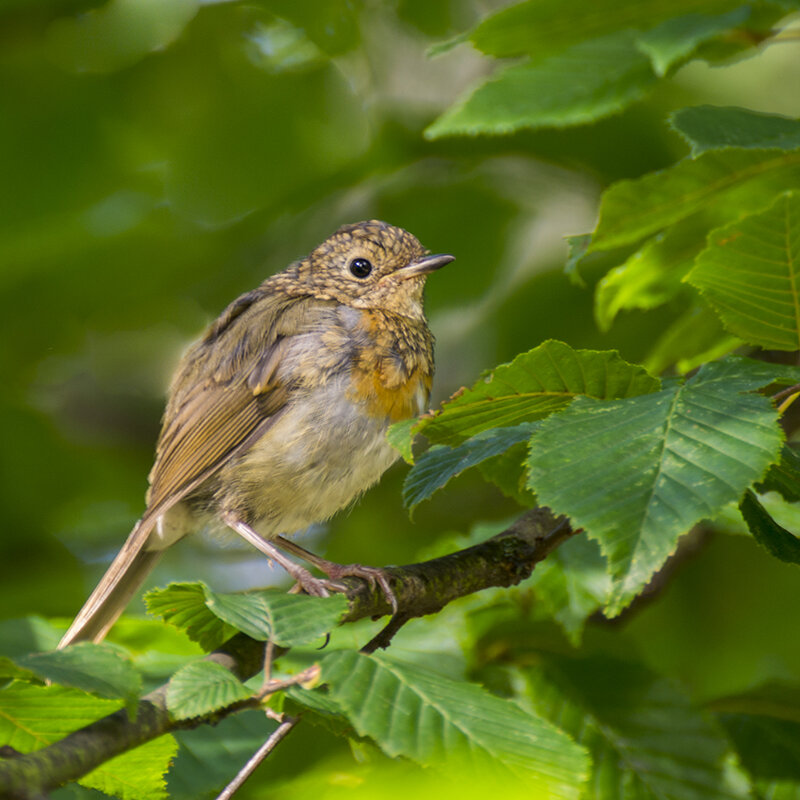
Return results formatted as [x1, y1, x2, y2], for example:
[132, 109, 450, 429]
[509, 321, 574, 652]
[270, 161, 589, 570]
[2, 0, 800, 792]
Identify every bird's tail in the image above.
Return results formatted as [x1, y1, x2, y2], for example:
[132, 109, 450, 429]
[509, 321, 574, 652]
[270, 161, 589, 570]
[58, 516, 163, 648]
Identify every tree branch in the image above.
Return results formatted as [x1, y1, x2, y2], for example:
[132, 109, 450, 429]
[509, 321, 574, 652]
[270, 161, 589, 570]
[0, 507, 574, 798]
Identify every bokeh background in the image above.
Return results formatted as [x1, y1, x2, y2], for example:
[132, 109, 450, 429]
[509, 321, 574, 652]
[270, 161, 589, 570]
[2, 0, 800, 794]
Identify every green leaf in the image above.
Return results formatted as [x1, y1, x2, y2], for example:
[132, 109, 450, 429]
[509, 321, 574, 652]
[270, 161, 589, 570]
[15, 643, 141, 709]
[203, 589, 347, 647]
[594, 216, 707, 330]
[0, 682, 176, 799]
[564, 233, 591, 287]
[145, 583, 235, 651]
[478, 441, 538, 506]
[636, 7, 751, 76]
[527, 535, 611, 645]
[284, 684, 357, 739]
[671, 106, 800, 156]
[146, 583, 347, 649]
[467, 0, 748, 59]
[710, 683, 800, 793]
[402, 423, 537, 510]
[739, 490, 800, 565]
[590, 148, 800, 253]
[426, 32, 655, 138]
[687, 192, 800, 350]
[522, 655, 750, 800]
[321, 651, 589, 797]
[643, 304, 742, 375]
[528, 357, 786, 614]
[166, 660, 251, 721]
[756, 444, 800, 502]
[386, 418, 418, 464]
[417, 340, 660, 446]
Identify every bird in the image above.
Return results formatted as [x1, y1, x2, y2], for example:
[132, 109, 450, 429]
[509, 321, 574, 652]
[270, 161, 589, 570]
[58, 220, 454, 648]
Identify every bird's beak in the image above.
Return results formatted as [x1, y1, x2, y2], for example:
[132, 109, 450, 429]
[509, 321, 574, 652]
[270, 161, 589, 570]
[396, 253, 455, 280]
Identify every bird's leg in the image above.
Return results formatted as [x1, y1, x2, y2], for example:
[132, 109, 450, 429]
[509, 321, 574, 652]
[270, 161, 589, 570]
[275, 536, 398, 613]
[223, 515, 338, 598]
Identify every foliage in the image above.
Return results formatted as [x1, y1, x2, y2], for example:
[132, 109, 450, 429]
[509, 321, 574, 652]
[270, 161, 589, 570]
[3, 0, 800, 798]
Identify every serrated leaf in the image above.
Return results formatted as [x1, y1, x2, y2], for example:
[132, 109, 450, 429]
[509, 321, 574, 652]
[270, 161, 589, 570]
[478, 440, 538, 506]
[82, 735, 178, 800]
[595, 216, 707, 330]
[739, 490, 800, 565]
[417, 340, 660, 447]
[688, 192, 800, 350]
[590, 148, 800, 253]
[523, 655, 750, 800]
[528, 357, 785, 614]
[636, 7, 751, 76]
[403, 423, 537, 510]
[166, 660, 251, 720]
[671, 106, 800, 156]
[426, 32, 655, 138]
[16, 643, 141, 708]
[321, 651, 589, 798]
[203, 590, 347, 647]
[145, 582, 235, 651]
[147, 583, 347, 649]
[0, 682, 176, 800]
[756, 444, 800, 502]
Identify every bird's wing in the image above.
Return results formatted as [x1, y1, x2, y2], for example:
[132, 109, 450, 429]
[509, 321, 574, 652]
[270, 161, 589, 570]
[145, 290, 316, 518]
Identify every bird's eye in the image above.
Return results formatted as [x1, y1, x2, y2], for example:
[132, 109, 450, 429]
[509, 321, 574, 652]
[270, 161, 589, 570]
[349, 257, 373, 278]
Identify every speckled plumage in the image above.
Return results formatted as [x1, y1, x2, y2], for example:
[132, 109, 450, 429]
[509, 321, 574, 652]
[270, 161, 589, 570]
[60, 220, 452, 646]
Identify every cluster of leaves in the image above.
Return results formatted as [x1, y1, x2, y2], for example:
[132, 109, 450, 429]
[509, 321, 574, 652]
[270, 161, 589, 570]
[3, 0, 800, 798]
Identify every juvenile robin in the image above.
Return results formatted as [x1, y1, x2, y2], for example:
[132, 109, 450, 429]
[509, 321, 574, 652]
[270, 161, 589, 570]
[58, 220, 454, 647]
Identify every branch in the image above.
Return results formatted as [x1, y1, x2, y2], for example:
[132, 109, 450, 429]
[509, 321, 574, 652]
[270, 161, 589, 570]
[0, 507, 574, 798]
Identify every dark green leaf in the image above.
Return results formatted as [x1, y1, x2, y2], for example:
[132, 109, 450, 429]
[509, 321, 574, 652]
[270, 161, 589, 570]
[166, 660, 251, 721]
[671, 105, 800, 156]
[403, 423, 537, 510]
[739, 490, 800, 565]
[528, 357, 786, 613]
[756, 445, 800, 502]
[522, 655, 750, 800]
[321, 651, 589, 796]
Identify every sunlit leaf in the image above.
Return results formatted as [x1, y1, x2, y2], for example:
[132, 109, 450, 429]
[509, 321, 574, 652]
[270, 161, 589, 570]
[322, 651, 589, 798]
[0, 682, 176, 799]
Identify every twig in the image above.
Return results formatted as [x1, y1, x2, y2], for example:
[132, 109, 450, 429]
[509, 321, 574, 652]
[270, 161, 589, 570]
[214, 717, 299, 800]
